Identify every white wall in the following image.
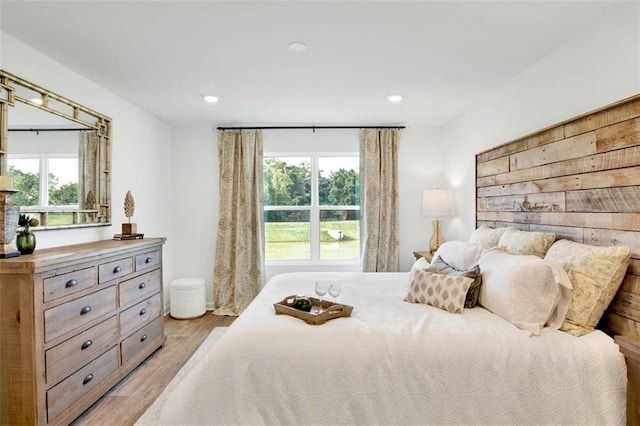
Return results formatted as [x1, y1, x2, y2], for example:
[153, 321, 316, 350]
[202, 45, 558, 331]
[1, 33, 175, 305]
[442, 2, 640, 241]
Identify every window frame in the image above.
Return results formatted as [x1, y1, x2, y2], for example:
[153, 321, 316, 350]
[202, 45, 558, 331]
[8, 153, 79, 207]
[264, 151, 360, 265]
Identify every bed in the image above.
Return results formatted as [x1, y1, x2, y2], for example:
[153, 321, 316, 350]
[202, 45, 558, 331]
[157, 94, 640, 425]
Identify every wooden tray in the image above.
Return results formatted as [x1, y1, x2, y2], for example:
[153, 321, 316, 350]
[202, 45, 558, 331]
[274, 295, 353, 325]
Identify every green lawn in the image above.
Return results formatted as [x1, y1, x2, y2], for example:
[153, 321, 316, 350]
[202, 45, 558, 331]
[266, 220, 360, 260]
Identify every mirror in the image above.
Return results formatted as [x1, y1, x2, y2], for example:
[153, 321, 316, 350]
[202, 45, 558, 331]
[0, 70, 111, 229]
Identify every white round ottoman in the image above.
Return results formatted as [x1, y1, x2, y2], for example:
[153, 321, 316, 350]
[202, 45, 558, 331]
[170, 277, 206, 319]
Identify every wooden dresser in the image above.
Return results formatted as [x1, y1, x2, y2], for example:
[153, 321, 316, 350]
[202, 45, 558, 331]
[0, 238, 166, 425]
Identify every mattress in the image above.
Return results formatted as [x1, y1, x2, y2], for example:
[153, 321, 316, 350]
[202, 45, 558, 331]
[157, 272, 626, 425]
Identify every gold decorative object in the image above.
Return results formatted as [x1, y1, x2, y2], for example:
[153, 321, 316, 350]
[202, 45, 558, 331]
[122, 190, 137, 234]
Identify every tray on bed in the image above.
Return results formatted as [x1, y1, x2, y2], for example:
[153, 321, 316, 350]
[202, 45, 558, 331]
[274, 295, 353, 325]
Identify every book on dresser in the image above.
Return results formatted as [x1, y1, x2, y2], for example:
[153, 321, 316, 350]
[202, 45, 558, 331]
[0, 238, 166, 425]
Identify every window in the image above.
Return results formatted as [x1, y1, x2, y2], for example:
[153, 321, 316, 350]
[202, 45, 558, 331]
[264, 154, 359, 262]
[8, 155, 79, 225]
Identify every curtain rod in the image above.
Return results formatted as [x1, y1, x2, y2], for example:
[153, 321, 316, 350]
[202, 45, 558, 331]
[216, 125, 406, 131]
[9, 128, 93, 132]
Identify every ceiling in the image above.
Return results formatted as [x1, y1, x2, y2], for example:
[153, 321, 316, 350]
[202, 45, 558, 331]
[0, 1, 624, 127]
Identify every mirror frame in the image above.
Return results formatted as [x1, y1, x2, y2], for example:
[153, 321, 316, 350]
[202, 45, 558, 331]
[0, 69, 112, 229]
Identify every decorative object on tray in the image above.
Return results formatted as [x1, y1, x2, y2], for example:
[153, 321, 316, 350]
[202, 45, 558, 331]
[16, 213, 38, 255]
[122, 190, 137, 234]
[274, 294, 353, 325]
[0, 176, 20, 258]
[113, 233, 145, 240]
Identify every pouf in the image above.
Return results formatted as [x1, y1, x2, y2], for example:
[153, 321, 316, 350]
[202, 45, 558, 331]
[170, 277, 206, 319]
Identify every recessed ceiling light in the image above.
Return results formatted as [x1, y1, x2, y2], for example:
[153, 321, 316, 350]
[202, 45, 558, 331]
[288, 41, 307, 52]
[388, 95, 403, 103]
[203, 95, 219, 103]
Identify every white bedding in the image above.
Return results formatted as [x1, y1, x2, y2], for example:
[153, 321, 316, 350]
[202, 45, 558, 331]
[158, 272, 626, 425]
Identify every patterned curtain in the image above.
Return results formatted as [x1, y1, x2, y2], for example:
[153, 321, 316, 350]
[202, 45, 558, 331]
[213, 130, 265, 316]
[359, 128, 401, 272]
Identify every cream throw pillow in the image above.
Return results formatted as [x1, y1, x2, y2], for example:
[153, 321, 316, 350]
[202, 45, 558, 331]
[468, 225, 509, 250]
[405, 271, 473, 314]
[544, 239, 631, 336]
[478, 249, 563, 335]
[497, 228, 556, 258]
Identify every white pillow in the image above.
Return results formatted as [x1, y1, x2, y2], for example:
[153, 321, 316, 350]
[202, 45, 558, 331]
[409, 257, 430, 282]
[477, 249, 563, 335]
[432, 240, 483, 271]
[468, 225, 509, 250]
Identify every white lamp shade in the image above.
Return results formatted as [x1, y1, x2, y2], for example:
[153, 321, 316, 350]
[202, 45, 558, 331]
[422, 189, 454, 217]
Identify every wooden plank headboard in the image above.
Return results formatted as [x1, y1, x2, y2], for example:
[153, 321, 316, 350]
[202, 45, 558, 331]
[475, 94, 640, 337]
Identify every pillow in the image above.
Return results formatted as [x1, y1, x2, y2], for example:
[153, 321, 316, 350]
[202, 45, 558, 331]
[468, 225, 509, 249]
[432, 240, 483, 271]
[409, 257, 430, 282]
[477, 249, 562, 335]
[404, 270, 473, 314]
[430, 256, 482, 308]
[544, 239, 631, 336]
[497, 228, 556, 258]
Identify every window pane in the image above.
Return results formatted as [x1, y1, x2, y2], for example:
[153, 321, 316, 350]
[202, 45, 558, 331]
[263, 157, 311, 206]
[318, 157, 359, 206]
[7, 158, 40, 206]
[48, 213, 74, 225]
[48, 158, 79, 206]
[320, 209, 360, 260]
[265, 210, 310, 260]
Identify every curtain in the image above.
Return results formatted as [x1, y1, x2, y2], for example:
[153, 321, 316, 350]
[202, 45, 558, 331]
[78, 131, 98, 222]
[213, 130, 265, 316]
[359, 128, 401, 272]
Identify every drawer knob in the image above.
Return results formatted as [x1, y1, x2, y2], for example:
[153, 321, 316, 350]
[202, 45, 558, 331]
[80, 306, 92, 315]
[145, 257, 152, 264]
[138, 282, 146, 290]
[113, 266, 122, 274]
[81, 339, 93, 350]
[82, 373, 94, 385]
[139, 308, 147, 316]
[140, 334, 148, 342]
[65, 279, 78, 288]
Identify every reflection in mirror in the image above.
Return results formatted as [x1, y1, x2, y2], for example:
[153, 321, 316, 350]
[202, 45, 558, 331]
[0, 70, 112, 229]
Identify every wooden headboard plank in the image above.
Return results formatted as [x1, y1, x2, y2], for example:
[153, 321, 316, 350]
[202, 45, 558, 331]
[476, 94, 640, 337]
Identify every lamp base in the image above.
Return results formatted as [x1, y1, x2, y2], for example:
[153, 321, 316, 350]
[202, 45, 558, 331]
[429, 218, 445, 254]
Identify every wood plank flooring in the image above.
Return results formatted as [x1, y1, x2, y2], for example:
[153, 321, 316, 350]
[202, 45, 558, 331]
[71, 313, 236, 425]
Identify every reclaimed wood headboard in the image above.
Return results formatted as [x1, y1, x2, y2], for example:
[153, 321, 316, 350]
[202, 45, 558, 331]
[475, 94, 640, 337]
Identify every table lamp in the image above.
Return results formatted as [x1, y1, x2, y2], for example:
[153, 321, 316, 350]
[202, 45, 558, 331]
[422, 189, 454, 254]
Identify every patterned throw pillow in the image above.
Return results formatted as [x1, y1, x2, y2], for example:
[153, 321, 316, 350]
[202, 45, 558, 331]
[544, 239, 630, 336]
[430, 256, 482, 308]
[497, 228, 556, 258]
[404, 270, 473, 314]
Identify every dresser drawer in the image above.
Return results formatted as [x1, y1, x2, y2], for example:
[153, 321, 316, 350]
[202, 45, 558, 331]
[119, 293, 162, 337]
[135, 249, 161, 272]
[98, 256, 133, 284]
[121, 316, 163, 365]
[44, 267, 97, 303]
[45, 316, 118, 386]
[44, 286, 117, 343]
[119, 269, 161, 307]
[46, 346, 118, 422]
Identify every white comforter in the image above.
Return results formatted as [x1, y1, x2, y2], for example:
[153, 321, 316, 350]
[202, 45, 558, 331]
[158, 272, 626, 425]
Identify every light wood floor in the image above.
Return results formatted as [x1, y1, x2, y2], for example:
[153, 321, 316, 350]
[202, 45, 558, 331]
[72, 313, 236, 425]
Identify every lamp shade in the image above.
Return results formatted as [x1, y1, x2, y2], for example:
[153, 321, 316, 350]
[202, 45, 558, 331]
[422, 189, 454, 217]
